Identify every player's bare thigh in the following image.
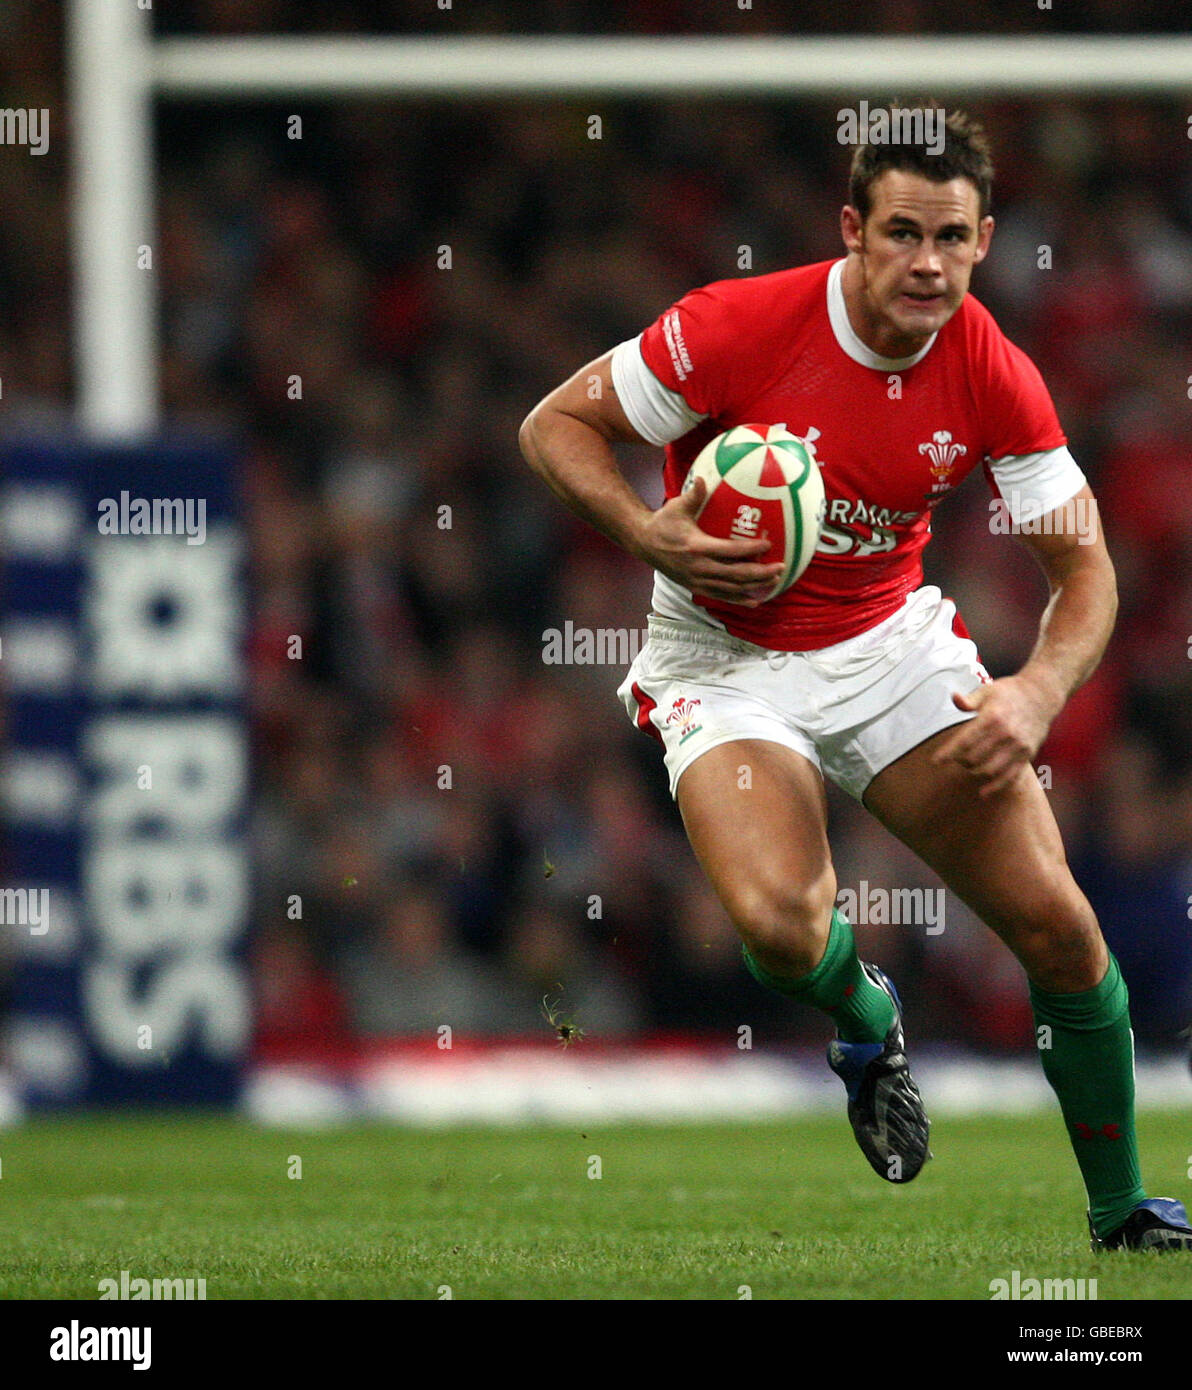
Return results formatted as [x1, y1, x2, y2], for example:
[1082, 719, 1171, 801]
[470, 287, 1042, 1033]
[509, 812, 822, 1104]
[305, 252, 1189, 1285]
[863, 730, 1107, 992]
[676, 738, 837, 977]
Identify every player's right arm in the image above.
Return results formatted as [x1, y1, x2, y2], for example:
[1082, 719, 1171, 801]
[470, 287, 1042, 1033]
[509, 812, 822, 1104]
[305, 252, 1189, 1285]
[518, 350, 783, 606]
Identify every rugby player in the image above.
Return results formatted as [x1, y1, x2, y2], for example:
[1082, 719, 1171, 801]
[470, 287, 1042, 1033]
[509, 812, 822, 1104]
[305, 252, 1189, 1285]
[519, 105, 1191, 1251]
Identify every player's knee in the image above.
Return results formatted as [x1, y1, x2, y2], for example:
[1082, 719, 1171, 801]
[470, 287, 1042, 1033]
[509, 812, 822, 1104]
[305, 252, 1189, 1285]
[728, 864, 837, 976]
[1012, 881, 1104, 991]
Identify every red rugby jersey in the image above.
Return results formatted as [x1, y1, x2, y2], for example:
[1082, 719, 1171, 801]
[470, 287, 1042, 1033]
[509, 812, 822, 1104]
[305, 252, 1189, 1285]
[628, 258, 1071, 650]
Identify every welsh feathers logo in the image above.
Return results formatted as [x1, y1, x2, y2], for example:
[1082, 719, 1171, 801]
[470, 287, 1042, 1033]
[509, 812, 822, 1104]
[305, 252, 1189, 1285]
[665, 697, 703, 744]
[919, 430, 967, 494]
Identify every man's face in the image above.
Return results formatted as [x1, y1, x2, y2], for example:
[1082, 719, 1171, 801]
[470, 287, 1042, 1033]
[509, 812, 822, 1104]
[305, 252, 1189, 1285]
[840, 170, 994, 355]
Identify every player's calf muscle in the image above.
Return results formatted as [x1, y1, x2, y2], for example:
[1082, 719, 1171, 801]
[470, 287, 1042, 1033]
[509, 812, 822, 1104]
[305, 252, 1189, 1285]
[867, 744, 1105, 989]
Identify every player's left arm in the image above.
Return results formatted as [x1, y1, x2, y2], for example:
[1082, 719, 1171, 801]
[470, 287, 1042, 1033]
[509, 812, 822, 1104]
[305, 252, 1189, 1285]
[932, 483, 1117, 797]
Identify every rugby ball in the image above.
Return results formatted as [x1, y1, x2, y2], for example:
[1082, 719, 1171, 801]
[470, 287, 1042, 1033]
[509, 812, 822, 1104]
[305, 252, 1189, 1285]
[681, 424, 825, 598]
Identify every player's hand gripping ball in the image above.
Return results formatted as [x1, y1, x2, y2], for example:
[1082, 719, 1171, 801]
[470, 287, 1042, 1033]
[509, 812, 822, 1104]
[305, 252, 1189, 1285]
[681, 424, 826, 600]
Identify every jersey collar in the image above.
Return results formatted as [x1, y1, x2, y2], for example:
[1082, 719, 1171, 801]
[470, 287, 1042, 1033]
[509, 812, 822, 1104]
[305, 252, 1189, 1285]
[827, 258, 938, 372]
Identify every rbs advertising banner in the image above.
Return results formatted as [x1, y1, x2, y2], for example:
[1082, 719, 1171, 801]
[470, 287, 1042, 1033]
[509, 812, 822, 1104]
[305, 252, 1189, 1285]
[1, 439, 249, 1105]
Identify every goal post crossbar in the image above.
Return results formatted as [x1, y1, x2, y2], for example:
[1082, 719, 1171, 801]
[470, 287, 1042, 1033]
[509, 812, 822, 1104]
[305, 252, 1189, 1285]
[69, 14, 1192, 438]
[151, 35, 1192, 98]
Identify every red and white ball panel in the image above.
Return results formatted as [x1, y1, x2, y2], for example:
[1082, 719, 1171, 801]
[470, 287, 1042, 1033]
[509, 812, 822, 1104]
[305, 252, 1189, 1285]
[681, 424, 826, 597]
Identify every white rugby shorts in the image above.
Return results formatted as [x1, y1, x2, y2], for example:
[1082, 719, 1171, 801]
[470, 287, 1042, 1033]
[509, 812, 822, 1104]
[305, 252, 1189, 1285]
[617, 585, 991, 802]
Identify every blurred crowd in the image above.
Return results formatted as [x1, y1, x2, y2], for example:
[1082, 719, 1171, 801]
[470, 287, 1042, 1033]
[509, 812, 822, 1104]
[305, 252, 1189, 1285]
[2, 2, 1190, 1054]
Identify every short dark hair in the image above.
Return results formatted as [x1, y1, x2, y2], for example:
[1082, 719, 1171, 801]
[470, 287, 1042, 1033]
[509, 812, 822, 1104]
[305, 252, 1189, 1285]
[848, 101, 994, 223]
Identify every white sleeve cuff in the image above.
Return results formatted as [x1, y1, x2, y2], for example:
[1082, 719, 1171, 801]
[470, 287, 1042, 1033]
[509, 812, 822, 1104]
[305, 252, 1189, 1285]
[610, 335, 706, 447]
[987, 446, 1087, 525]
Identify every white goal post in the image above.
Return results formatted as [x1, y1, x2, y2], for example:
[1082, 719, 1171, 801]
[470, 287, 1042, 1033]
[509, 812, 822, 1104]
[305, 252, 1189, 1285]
[67, 5, 1192, 439]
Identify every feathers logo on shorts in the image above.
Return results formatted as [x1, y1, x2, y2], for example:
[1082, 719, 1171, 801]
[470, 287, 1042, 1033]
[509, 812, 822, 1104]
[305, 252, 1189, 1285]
[666, 697, 703, 744]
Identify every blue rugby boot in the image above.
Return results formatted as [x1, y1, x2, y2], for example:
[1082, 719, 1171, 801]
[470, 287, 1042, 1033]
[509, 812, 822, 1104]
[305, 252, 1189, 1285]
[1090, 1198, 1192, 1252]
[827, 963, 931, 1184]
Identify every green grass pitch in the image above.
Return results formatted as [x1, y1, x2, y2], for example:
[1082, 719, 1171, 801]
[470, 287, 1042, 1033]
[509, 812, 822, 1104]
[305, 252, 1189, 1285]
[1, 1109, 1189, 1299]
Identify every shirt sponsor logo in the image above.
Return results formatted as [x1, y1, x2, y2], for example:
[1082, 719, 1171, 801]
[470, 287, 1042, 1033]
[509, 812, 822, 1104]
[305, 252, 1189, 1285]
[816, 496, 920, 557]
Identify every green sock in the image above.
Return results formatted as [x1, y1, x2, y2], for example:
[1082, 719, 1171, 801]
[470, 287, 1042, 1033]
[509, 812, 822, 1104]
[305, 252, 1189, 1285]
[1030, 955, 1146, 1239]
[742, 908, 895, 1043]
